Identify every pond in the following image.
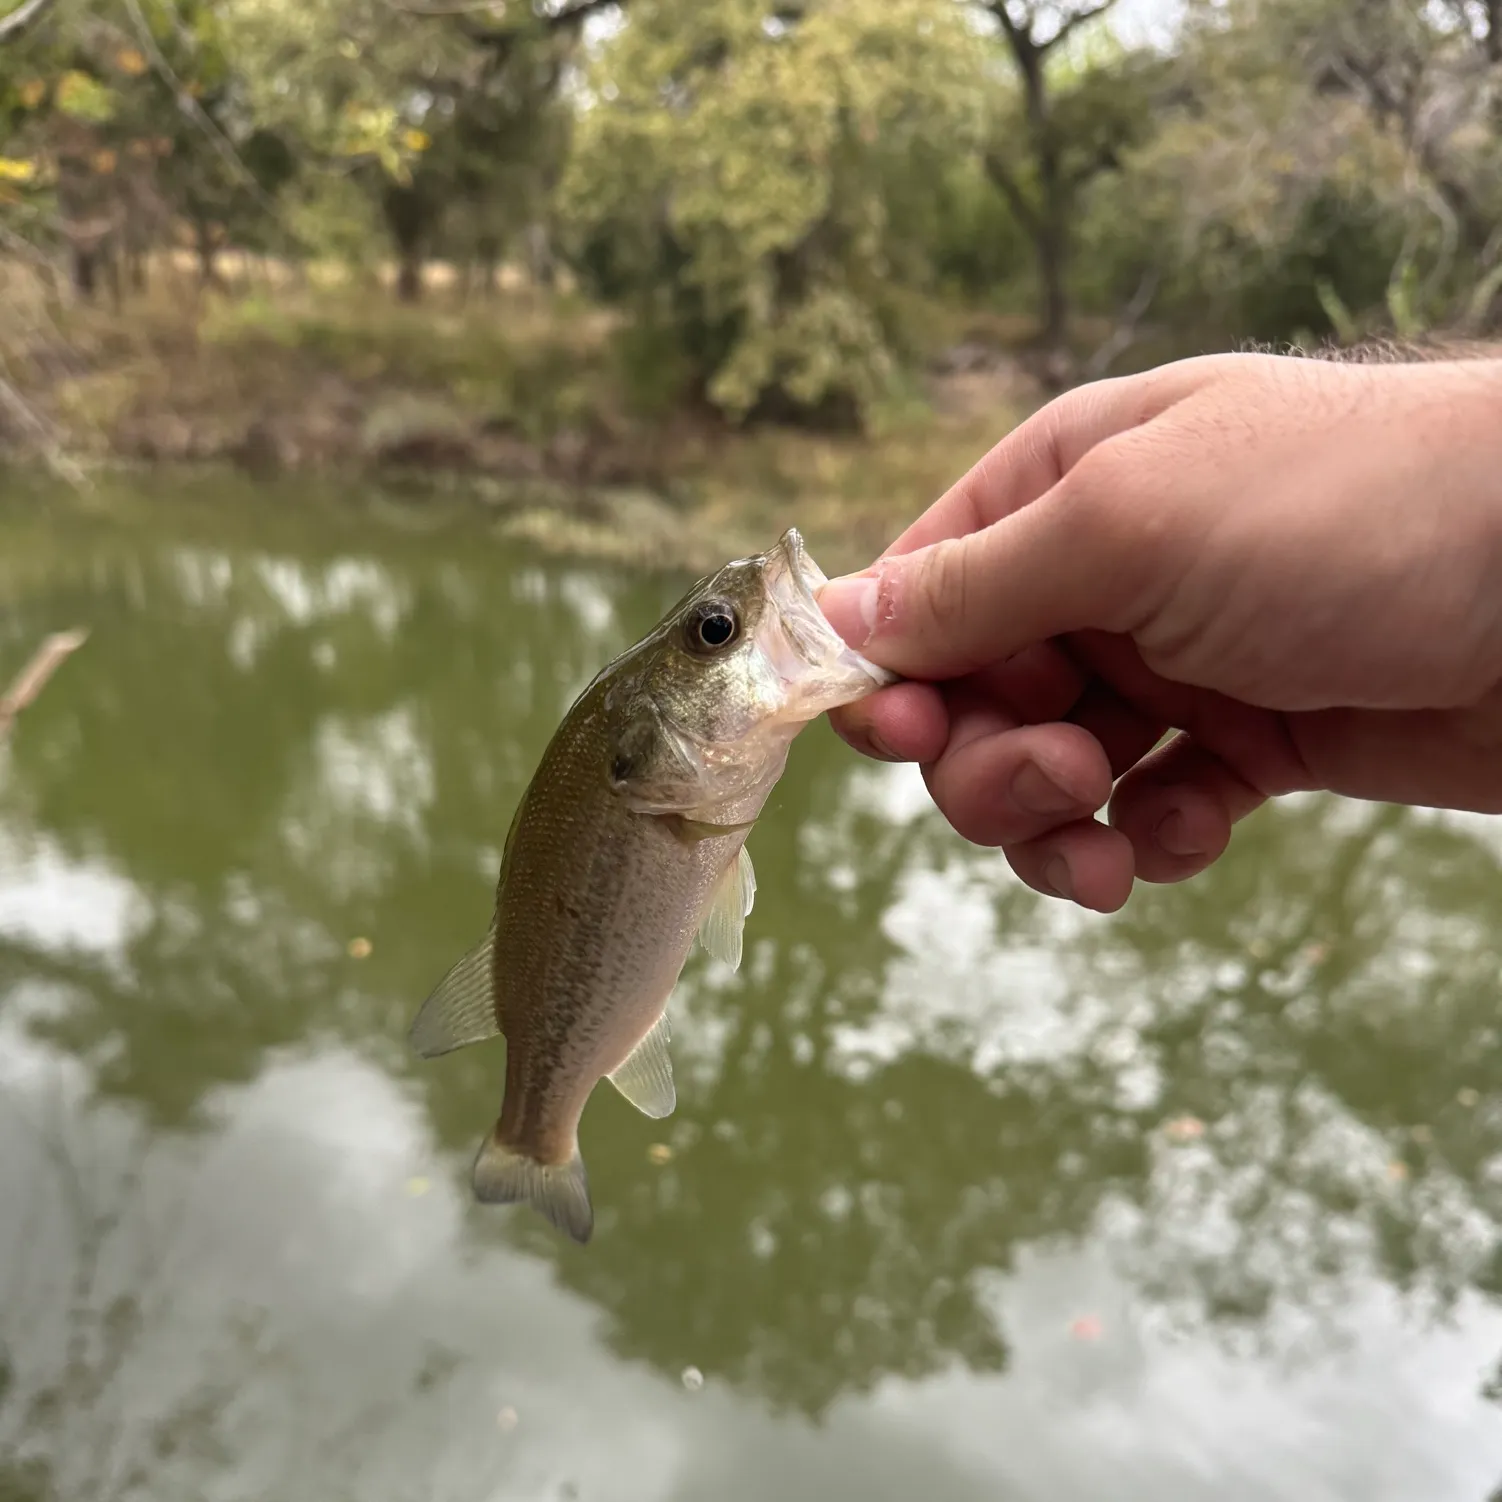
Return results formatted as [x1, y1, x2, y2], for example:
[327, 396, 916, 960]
[2, 477, 1502, 1502]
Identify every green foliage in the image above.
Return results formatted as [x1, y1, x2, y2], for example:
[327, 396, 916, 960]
[53, 71, 117, 125]
[560, 0, 989, 426]
[609, 312, 698, 421]
[196, 289, 610, 442]
[2, 0, 1500, 445]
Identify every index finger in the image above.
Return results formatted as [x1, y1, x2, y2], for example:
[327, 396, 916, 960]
[884, 359, 1219, 556]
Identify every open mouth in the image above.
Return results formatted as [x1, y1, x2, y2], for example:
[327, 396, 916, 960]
[771, 527, 843, 634]
[775, 526, 830, 607]
[763, 527, 896, 693]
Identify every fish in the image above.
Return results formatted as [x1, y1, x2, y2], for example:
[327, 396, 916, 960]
[406, 528, 896, 1244]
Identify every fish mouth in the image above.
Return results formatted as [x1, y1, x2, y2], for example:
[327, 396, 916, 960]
[763, 527, 897, 692]
[774, 526, 830, 606]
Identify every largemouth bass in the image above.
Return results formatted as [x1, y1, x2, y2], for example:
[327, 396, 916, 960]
[407, 528, 894, 1243]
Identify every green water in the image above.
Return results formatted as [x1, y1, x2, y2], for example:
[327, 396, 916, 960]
[3, 481, 1502, 1502]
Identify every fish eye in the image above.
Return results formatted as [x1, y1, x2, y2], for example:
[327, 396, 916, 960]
[685, 600, 740, 654]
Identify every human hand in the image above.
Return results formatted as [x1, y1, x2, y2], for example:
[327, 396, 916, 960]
[818, 351, 1502, 912]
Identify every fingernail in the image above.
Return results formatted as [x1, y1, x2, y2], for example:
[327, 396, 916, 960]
[1154, 810, 1201, 857]
[1011, 761, 1076, 815]
[1042, 856, 1074, 900]
[818, 574, 879, 649]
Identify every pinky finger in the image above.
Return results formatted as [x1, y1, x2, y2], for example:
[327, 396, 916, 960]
[1107, 729, 1264, 884]
[1005, 817, 1136, 914]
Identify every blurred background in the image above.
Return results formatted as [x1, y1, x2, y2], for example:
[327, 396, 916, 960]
[2, 3, 1502, 1500]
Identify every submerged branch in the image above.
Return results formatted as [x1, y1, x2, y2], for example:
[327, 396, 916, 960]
[0, 630, 88, 739]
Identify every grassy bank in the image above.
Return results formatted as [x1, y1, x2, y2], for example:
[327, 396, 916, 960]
[0, 264, 1046, 574]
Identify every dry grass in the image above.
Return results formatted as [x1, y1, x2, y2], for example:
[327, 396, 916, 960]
[0, 257, 1045, 571]
[677, 366, 1039, 573]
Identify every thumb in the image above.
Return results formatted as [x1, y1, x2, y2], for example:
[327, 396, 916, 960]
[817, 355, 1225, 679]
[818, 482, 1133, 680]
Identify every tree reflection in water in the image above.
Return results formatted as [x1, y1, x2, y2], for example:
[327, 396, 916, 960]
[0, 493, 1500, 1496]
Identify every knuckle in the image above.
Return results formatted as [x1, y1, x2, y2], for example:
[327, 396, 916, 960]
[1051, 434, 1179, 628]
[904, 536, 974, 641]
[1054, 440, 1131, 533]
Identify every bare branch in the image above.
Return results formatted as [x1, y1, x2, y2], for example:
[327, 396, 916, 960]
[119, 0, 284, 219]
[463, 0, 618, 46]
[986, 0, 1027, 50]
[383, 0, 511, 14]
[1039, 0, 1119, 57]
[0, 0, 55, 45]
[1085, 266, 1159, 379]
[1480, 219, 1502, 274]
[983, 151, 1040, 232]
[0, 371, 86, 487]
[541, 0, 619, 28]
[0, 630, 88, 740]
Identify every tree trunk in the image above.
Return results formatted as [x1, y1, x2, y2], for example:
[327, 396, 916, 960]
[71, 244, 97, 301]
[381, 182, 431, 304]
[524, 222, 555, 289]
[476, 233, 501, 298]
[192, 216, 226, 291]
[1003, 21, 1072, 364]
[396, 251, 423, 304]
[1036, 213, 1068, 355]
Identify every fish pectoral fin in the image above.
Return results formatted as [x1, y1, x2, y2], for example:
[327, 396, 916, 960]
[473, 1131, 593, 1245]
[408, 923, 501, 1059]
[663, 814, 757, 845]
[607, 1012, 676, 1119]
[696, 843, 757, 970]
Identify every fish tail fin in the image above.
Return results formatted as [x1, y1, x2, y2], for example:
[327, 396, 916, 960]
[472, 1130, 593, 1245]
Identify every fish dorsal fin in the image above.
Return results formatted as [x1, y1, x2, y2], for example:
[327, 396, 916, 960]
[408, 922, 501, 1059]
[607, 1012, 676, 1118]
[696, 843, 756, 970]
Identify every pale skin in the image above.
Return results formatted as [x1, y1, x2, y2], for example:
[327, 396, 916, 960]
[818, 350, 1502, 913]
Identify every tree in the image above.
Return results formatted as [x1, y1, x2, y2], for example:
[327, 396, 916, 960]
[0, 0, 298, 299]
[1157, 0, 1502, 342]
[375, 26, 575, 304]
[218, 0, 609, 303]
[561, 0, 988, 427]
[975, 1, 1163, 374]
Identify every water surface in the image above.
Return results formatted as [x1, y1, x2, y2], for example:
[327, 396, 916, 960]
[3, 481, 1502, 1502]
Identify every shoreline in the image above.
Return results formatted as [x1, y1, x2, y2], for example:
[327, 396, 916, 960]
[1, 285, 1047, 576]
[0, 451, 901, 579]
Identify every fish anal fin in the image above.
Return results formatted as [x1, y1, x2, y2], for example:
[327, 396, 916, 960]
[607, 1012, 675, 1118]
[472, 1132, 593, 1244]
[408, 923, 500, 1059]
[696, 844, 756, 970]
